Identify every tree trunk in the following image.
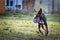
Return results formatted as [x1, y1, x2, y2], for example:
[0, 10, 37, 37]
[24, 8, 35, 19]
[52, 0, 54, 13]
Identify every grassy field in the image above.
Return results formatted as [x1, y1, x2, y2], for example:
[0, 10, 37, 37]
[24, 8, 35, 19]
[0, 12, 60, 40]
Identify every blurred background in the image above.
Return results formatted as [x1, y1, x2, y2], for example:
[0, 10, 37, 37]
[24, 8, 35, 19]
[0, 0, 60, 14]
[0, 0, 60, 40]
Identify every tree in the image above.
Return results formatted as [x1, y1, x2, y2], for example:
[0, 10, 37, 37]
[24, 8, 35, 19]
[52, 0, 54, 13]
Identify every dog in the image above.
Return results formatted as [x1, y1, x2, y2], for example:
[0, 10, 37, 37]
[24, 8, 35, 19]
[33, 8, 48, 36]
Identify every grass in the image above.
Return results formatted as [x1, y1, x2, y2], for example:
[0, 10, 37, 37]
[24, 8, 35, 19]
[0, 12, 60, 40]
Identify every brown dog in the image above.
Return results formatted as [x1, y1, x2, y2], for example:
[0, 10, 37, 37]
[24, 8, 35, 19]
[34, 8, 48, 36]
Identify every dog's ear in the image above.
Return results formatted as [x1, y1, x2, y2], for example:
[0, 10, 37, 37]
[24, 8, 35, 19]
[34, 9, 37, 12]
[34, 9, 37, 15]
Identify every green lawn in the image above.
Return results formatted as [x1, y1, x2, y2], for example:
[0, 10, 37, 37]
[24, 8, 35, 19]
[0, 12, 60, 40]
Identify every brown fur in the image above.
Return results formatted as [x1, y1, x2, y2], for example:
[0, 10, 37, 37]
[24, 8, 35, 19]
[34, 8, 48, 36]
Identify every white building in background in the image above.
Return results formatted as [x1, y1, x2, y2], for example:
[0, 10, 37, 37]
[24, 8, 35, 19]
[5, 0, 60, 13]
[5, 0, 22, 10]
[5, 0, 49, 13]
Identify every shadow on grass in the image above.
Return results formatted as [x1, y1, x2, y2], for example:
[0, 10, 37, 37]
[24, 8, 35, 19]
[0, 32, 60, 40]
